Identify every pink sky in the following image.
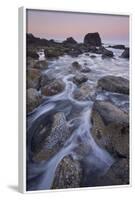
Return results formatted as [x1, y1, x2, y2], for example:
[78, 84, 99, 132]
[27, 9, 129, 44]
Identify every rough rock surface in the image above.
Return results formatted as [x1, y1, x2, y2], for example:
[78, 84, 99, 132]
[33, 60, 48, 70]
[27, 68, 41, 89]
[97, 76, 129, 94]
[52, 155, 82, 189]
[41, 79, 65, 96]
[73, 74, 88, 85]
[33, 112, 71, 161]
[27, 88, 42, 113]
[91, 100, 129, 157]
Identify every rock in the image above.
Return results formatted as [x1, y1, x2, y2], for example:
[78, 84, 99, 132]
[33, 60, 48, 70]
[80, 66, 91, 73]
[90, 55, 96, 58]
[73, 74, 88, 85]
[72, 61, 81, 70]
[91, 100, 129, 157]
[101, 158, 129, 185]
[27, 49, 39, 59]
[27, 88, 42, 113]
[110, 45, 125, 49]
[98, 47, 113, 58]
[84, 32, 101, 46]
[40, 74, 50, 88]
[97, 76, 129, 94]
[120, 48, 129, 59]
[73, 82, 95, 101]
[27, 57, 37, 68]
[44, 47, 64, 58]
[41, 79, 65, 96]
[63, 37, 77, 45]
[52, 155, 82, 189]
[27, 68, 41, 89]
[33, 112, 71, 161]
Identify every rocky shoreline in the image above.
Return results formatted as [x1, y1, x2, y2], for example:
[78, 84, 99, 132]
[26, 32, 129, 190]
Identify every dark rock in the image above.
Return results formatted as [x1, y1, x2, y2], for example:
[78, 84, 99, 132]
[120, 48, 129, 59]
[110, 45, 125, 49]
[33, 60, 48, 70]
[41, 79, 65, 96]
[90, 55, 96, 58]
[98, 47, 113, 58]
[97, 158, 129, 186]
[73, 74, 88, 85]
[27, 68, 41, 89]
[72, 61, 81, 70]
[27, 88, 42, 113]
[27, 49, 39, 59]
[91, 100, 129, 157]
[27, 57, 37, 68]
[33, 112, 71, 161]
[52, 155, 82, 189]
[97, 75, 129, 94]
[44, 47, 64, 58]
[63, 37, 77, 45]
[84, 32, 102, 46]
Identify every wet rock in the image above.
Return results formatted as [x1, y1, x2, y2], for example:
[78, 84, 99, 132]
[109, 45, 125, 49]
[120, 48, 129, 59]
[40, 74, 51, 88]
[97, 75, 129, 94]
[95, 158, 129, 186]
[41, 79, 65, 96]
[98, 47, 113, 58]
[33, 112, 71, 161]
[72, 61, 81, 70]
[33, 60, 48, 70]
[27, 49, 39, 59]
[73, 74, 88, 85]
[84, 32, 102, 46]
[91, 100, 129, 157]
[27, 57, 37, 68]
[27, 68, 41, 89]
[27, 88, 42, 113]
[44, 47, 64, 58]
[90, 55, 96, 58]
[80, 66, 91, 73]
[52, 155, 82, 189]
[73, 82, 95, 101]
[63, 37, 77, 45]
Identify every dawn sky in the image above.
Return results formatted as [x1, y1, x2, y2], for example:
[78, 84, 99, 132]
[27, 9, 129, 45]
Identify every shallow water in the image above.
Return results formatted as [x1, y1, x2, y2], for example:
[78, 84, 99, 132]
[27, 47, 129, 191]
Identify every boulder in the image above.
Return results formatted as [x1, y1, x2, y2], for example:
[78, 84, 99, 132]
[26, 57, 37, 68]
[27, 68, 41, 89]
[73, 82, 95, 101]
[33, 112, 71, 161]
[33, 60, 48, 70]
[41, 79, 65, 96]
[73, 74, 88, 85]
[97, 76, 129, 94]
[110, 45, 125, 49]
[80, 66, 91, 73]
[27, 49, 39, 59]
[72, 61, 81, 70]
[52, 155, 82, 189]
[27, 88, 42, 113]
[84, 32, 101, 46]
[120, 48, 129, 59]
[100, 158, 129, 185]
[63, 37, 77, 45]
[99, 47, 113, 58]
[91, 100, 129, 157]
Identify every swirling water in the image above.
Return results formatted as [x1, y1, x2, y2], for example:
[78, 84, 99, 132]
[27, 47, 129, 191]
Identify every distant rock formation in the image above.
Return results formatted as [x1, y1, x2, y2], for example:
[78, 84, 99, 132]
[84, 32, 102, 46]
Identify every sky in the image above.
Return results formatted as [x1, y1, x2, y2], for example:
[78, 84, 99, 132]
[27, 9, 129, 45]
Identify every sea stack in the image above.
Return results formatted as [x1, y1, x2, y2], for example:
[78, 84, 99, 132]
[84, 32, 102, 46]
